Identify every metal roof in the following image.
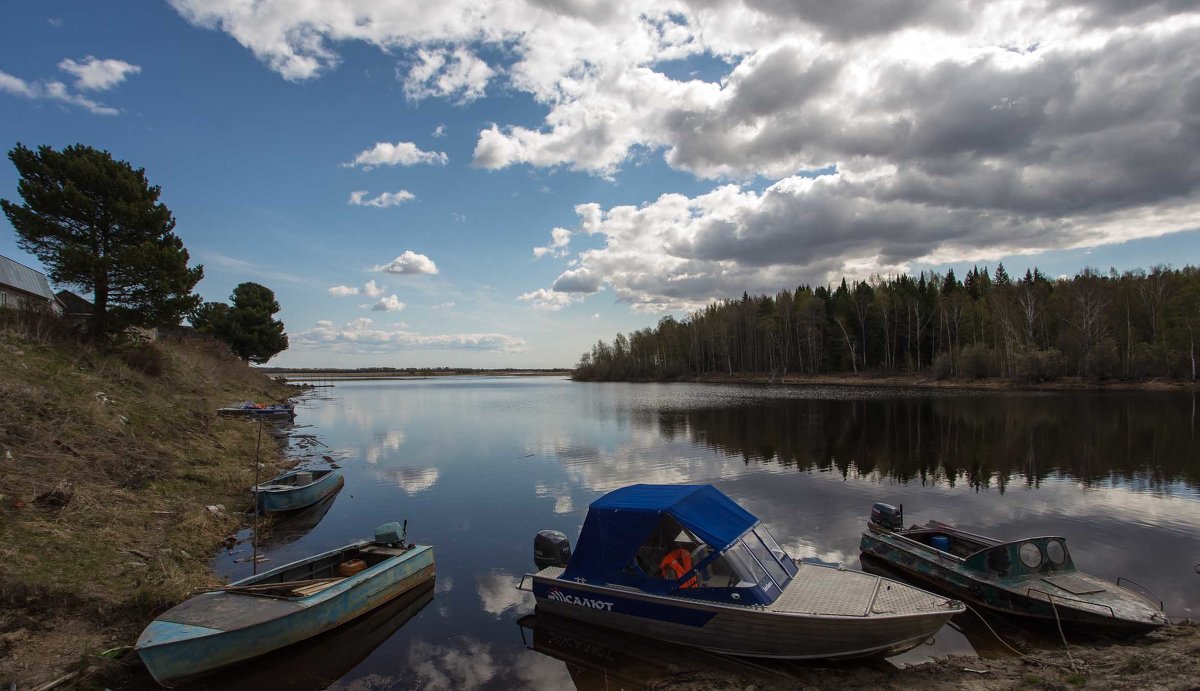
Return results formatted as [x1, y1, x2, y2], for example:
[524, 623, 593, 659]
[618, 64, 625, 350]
[0, 254, 56, 301]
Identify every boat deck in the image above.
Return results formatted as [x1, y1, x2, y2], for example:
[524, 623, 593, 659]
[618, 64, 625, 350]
[535, 563, 956, 618]
[769, 563, 953, 617]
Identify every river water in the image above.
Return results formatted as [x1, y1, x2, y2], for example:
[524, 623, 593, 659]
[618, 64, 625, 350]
[208, 377, 1200, 689]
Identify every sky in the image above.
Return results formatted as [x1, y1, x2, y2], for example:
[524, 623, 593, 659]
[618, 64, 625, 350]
[1, 1, 1198, 368]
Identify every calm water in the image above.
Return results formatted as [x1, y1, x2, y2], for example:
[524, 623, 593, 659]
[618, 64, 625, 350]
[206, 377, 1200, 689]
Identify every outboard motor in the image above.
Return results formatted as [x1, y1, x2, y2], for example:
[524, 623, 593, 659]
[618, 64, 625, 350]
[870, 503, 903, 531]
[534, 530, 572, 569]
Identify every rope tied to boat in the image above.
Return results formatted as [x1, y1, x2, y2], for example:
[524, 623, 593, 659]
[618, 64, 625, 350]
[963, 603, 1077, 672]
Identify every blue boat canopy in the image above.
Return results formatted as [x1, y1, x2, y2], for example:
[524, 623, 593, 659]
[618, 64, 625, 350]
[561, 484, 758, 588]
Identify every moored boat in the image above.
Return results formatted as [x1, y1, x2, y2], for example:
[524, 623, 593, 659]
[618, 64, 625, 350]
[217, 401, 296, 418]
[859, 503, 1169, 636]
[135, 522, 434, 687]
[521, 484, 963, 660]
[253, 467, 343, 513]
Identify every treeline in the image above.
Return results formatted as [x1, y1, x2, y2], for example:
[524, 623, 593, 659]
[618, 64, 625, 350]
[575, 265, 1200, 383]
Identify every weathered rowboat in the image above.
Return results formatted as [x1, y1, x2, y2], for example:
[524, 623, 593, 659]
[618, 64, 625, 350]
[520, 484, 963, 660]
[217, 401, 295, 418]
[253, 467, 343, 513]
[859, 503, 1169, 636]
[135, 523, 434, 687]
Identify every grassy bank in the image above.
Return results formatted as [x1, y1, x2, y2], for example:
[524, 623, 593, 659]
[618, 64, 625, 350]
[0, 315, 292, 688]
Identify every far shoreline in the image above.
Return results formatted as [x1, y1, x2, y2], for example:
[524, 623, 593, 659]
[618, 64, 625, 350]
[572, 372, 1199, 393]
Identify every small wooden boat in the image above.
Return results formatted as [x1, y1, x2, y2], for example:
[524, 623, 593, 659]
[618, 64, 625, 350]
[136, 523, 434, 687]
[859, 503, 1169, 636]
[521, 484, 963, 660]
[253, 468, 343, 513]
[217, 401, 296, 418]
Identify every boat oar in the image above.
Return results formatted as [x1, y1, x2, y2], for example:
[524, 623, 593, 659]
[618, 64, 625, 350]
[198, 577, 343, 593]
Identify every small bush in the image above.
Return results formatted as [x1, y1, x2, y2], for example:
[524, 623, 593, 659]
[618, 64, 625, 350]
[122, 343, 168, 377]
[958, 343, 996, 379]
[1012, 348, 1065, 384]
[932, 353, 954, 379]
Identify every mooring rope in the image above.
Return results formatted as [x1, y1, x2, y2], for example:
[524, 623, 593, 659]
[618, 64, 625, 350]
[1046, 597, 1080, 673]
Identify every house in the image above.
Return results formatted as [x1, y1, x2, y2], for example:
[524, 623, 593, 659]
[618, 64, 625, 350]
[55, 289, 93, 327]
[0, 254, 61, 315]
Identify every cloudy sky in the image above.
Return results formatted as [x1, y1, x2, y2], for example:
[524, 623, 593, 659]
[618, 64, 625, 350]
[2, 1, 1198, 367]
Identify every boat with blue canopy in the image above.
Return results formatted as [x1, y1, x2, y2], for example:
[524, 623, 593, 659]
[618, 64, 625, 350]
[521, 484, 964, 660]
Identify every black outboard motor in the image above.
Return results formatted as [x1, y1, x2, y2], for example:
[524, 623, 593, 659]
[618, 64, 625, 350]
[534, 530, 572, 569]
[870, 503, 903, 531]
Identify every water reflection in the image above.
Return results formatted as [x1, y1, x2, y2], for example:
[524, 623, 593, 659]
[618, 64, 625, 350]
[198, 379, 1199, 690]
[651, 391, 1200, 490]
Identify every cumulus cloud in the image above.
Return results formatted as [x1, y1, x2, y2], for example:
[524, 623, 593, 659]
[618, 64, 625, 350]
[403, 47, 493, 104]
[170, 0, 1200, 306]
[372, 295, 407, 312]
[0, 67, 122, 115]
[349, 189, 416, 207]
[517, 288, 577, 311]
[532, 227, 571, 259]
[372, 250, 439, 275]
[344, 141, 448, 170]
[329, 279, 386, 297]
[433, 124, 447, 137]
[58, 56, 141, 91]
[294, 318, 526, 353]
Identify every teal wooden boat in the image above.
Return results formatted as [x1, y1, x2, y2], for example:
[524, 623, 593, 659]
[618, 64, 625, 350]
[253, 468, 343, 513]
[135, 523, 434, 687]
[859, 504, 1168, 636]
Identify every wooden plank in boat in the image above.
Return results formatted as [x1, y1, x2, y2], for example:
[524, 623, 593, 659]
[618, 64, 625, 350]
[292, 578, 346, 597]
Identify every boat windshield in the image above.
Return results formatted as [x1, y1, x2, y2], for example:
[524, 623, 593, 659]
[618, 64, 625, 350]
[752, 525, 797, 578]
[716, 540, 775, 592]
[741, 531, 791, 588]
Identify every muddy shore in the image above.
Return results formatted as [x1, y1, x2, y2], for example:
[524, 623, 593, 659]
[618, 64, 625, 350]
[657, 622, 1199, 690]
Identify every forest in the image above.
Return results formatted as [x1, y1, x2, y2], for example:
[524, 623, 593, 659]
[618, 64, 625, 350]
[574, 265, 1200, 383]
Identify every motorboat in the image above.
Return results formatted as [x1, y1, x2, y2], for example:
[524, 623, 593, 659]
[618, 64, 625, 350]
[136, 522, 433, 687]
[520, 484, 963, 660]
[859, 503, 1168, 636]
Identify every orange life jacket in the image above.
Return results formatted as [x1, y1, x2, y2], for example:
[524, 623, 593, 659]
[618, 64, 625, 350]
[660, 548, 698, 588]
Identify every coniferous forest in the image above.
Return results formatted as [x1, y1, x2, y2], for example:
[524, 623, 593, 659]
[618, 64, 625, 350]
[574, 265, 1200, 383]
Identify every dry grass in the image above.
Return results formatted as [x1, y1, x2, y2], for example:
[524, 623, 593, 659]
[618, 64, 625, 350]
[0, 320, 293, 687]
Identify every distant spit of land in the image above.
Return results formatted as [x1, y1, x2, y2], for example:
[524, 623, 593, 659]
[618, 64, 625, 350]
[258, 367, 571, 381]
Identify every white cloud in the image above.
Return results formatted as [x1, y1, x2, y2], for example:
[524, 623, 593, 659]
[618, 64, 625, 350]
[170, 0, 1200, 299]
[294, 318, 526, 353]
[431, 301, 456, 310]
[403, 47, 493, 104]
[517, 288, 577, 312]
[329, 279, 386, 297]
[348, 189, 416, 207]
[532, 227, 571, 259]
[361, 279, 385, 297]
[372, 295, 407, 312]
[58, 56, 140, 91]
[372, 250, 439, 275]
[433, 124, 447, 137]
[0, 69, 121, 115]
[344, 141, 447, 170]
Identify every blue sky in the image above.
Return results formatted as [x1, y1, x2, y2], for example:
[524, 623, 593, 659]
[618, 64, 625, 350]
[2, 1, 1198, 367]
